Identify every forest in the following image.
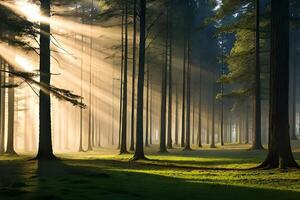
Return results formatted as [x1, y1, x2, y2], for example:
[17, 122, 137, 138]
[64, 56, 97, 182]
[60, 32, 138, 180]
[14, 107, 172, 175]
[0, 0, 300, 199]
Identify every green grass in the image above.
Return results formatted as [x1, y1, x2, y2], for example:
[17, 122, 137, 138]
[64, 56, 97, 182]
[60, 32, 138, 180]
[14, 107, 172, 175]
[1, 144, 300, 200]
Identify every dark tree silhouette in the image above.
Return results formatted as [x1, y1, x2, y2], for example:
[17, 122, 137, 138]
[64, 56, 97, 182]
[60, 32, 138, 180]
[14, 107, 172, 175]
[6, 70, 16, 155]
[36, 0, 55, 160]
[259, 0, 299, 169]
[251, 0, 264, 150]
[120, 0, 129, 154]
[130, 0, 137, 151]
[132, 0, 147, 160]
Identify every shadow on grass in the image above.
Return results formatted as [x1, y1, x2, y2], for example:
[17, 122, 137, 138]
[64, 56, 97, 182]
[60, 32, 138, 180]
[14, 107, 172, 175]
[1, 157, 300, 200]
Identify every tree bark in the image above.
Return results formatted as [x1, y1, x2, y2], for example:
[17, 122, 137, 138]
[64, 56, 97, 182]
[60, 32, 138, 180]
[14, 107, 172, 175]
[181, 6, 187, 148]
[120, 0, 128, 154]
[132, 0, 147, 160]
[130, 0, 137, 151]
[184, 30, 192, 151]
[251, 0, 264, 150]
[145, 56, 150, 147]
[118, 2, 125, 150]
[87, 2, 94, 151]
[0, 59, 5, 154]
[167, 5, 173, 149]
[290, 29, 298, 140]
[6, 71, 16, 155]
[36, 0, 55, 160]
[210, 77, 216, 148]
[259, 0, 299, 169]
[159, 12, 168, 153]
[175, 84, 179, 145]
[78, 4, 84, 152]
[198, 68, 202, 148]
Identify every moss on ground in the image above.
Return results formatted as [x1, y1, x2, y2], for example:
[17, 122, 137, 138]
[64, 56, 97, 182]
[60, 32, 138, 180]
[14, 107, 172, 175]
[0, 145, 300, 200]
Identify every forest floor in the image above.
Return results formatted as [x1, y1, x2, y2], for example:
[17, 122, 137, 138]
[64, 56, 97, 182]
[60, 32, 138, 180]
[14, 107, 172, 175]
[1, 142, 300, 200]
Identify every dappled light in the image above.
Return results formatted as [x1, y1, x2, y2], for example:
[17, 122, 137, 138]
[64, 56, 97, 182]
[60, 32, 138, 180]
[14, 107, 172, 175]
[0, 0, 300, 199]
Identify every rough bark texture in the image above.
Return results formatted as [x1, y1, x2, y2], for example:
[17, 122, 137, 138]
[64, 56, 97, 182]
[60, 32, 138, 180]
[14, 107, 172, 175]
[175, 85, 179, 145]
[167, 5, 173, 149]
[87, 3, 94, 152]
[78, 4, 84, 152]
[6, 71, 16, 154]
[0, 59, 5, 154]
[130, 0, 137, 151]
[290, 29, 298, 140]
[184, 33, 192, 151]
[159, 15, 168, 153]
[118, 3, 125, 150]
[259, 0, 299, 169]
[36, 0, 55, 160]
[181, 34, 187, 148]
[198, 69, 202, 148]
[210, 78, 216, 148]
[145, 57, 150, 147]
[120, 0, 128, 154]
[132, 0, 146, 160]
[251, 0, 264, 150]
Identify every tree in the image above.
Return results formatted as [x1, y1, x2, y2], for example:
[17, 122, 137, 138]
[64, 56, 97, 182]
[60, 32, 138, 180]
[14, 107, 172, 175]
[174, 84, 179, 145]
[159, 3, 169, 153]
[130, 0, 137, 151]
[251, 0, 264, 150]
[36, 0, 55, 160]
[259, 0, 299, 169]
[184, 22, 192, 151]
[145, 56, 150, 147]
[0, 59, 4, 154]
[120, 0, 129, 154]
[6, 70, 16, 155]
[210, 76, 216, 148]
[212, 0, 266, 150]
[87, 1, 94, 152]
[0, 0, 85, 157]
[167, 3, 173, 149]
[181, 4, 187, 148]
[197, 68, 202, 147]
[132, 0, 147, 160]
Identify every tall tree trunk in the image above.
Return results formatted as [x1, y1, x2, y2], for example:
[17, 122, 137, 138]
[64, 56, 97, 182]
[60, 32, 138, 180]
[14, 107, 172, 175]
[87, 3, 94, 151]
[181, 14, 187, 148]
[259, 0, 299, 169]
[96, 71, 102, 148]
[133, 0, 147, 160]
[149, 73, 153, 145]
[220, 33, 224, 146]
[290, 29, 298, 140]
[130, 0, 137, 151]
[252, 0, 264, 150]
[206, 98, 210, 144]
[6, 71, 16, 154]
[78, 4, 84, 152]
[112, 78, 116, 146]
[239, 114, 242, 144]
[145, 57, 150, 147]
[198, 68, 202, 147]
[245, 101, 250, 144]
[159, 13, 168, 152]
[167, 6, 173, 149]
[210, 78, 216, 148]
[118, 3, 125, 150]
[120, 0, 128, 154]
[36, 0, 55, 160]
[184, 33, 192, 151]
[175, 84, 179, 145]
[192, 95, 195, 145]
[0, 59, 5, 154]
